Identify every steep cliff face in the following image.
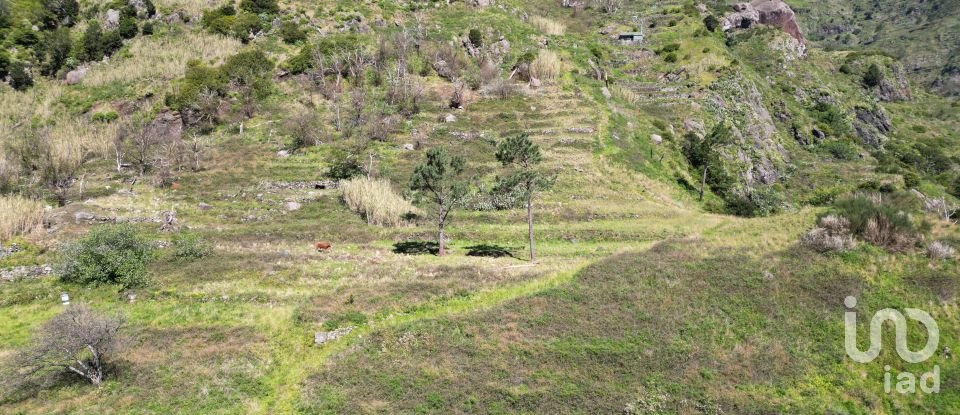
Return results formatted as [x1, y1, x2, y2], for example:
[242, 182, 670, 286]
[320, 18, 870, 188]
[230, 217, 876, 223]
[722, 0, 805, 53]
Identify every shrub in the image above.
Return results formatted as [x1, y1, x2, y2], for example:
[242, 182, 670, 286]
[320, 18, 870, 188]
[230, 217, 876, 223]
[863, 63, 883, 88]
[8, 305, 124, 389]
[927, 241, 955, 260]
[80, 22, 104, 61]
[41, 0, 79, 28]
[40, 28, 72, 76]
[468, 28, 482, 48]
[239, 0, 277, 14]
[8, 62, 33, 90]
[703, 15, 719, 32]
[0, 50, 8, 79]
[279, 21, 306, 44]
[801, 214, 856, 253]
[118, 16, 138, 39]
[341, 177, 419, 227]
[664, 53, 678, 63]
[325, 150, 365, 180]
[823, 140, 859, 160]
[141, 21, 154, 35]
[0, 196, 45, 241]
[172, 233, 212, 259]
[57, 225, 155, 288]
[91, 111, 119, 123]
[829, 196, 921, 251]
[530, 49, 561, 81]
[230, 12, 263, 42]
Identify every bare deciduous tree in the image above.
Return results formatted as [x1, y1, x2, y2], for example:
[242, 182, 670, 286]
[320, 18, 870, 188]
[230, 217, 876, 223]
[8, 305, 124, 389]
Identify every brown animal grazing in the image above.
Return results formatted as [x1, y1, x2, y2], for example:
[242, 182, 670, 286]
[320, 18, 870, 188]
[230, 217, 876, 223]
[314, 242, 332, 251]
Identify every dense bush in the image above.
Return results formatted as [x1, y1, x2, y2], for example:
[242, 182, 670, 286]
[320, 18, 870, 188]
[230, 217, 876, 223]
[79, 23, 121, 62]
[703, 15, 719, 32]
[57, 225, 156, 288]
[823, 139, 859, 160]
[240, 0, 278, 14]
[279, 21, 306, 44]
[8, 62, 33, 91]
[862, 63, 883, 88]
[828, 195, 923, 252]
[0, 50, 9, 79]
[41, 0, 79, 28]
[173, 233, 212, 259]
[166, 50, 273, 117]
[325, 150, 365, 180]
[39, 28, 72, 76]
[118, 16, 138, 39]
[468, 28, 482, 47]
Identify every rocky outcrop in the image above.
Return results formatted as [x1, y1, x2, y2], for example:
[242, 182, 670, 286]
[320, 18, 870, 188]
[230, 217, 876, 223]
[877, 63, 912, 102]
[701, 74, 788, 198]
[723, 0, 805, 53]
[65, 67, 87, 85]
[853, 106, 892, 148]
[144, 111, 183, 143]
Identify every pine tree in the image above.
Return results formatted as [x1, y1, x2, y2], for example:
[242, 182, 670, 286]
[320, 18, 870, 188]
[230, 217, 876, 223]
[495, 133, 552, 262]
[410, 147, 469, 256]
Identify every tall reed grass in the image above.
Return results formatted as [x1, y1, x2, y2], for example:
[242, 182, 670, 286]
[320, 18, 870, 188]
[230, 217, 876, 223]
[530, 50, 562, 81]
[530, 16, 565, 36]
[341, 177, 419, 227]
[0, 196, 46, 241]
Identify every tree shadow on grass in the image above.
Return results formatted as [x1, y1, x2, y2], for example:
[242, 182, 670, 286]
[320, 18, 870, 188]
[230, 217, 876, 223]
[465, 244, 517, 259]
[393, 241, 439, 255]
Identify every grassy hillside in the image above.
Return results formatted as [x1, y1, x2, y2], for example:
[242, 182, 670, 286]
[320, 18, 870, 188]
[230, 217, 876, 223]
[0, 0, 958, 413]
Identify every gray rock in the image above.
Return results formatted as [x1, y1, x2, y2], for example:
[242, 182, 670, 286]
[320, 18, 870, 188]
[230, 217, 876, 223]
[198, 202, 213, 210]
[444, 113, 457, 123]
[74, 211, 96, 224]
[650, 134, 663, 144]
[283, 201, 302, 211]
[314, 326, 354, 344]
[277, 150, 291, 158]
[529, 77, 542, 88]
[105, 9, 121, 30]
[65, 67, 87, 85]
[402, 143, 415, 151]
[1, 264, 52, 282]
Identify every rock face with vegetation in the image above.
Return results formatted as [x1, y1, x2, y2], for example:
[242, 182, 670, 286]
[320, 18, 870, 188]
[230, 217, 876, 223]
[0, 0, 958, 413]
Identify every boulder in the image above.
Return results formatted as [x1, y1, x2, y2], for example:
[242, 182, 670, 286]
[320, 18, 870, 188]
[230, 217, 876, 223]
[74, 211, 96, 224]
[314, 326, 354, 344]
[444, 113, 457, 123]
[402, 143, 415, 151]
[722, 0, 804, 52]
[105, 9, 121, 30]
[277, 150, 290, 158]
[283, 201, 302, 211]
[529, 77, 542, 88]
[650, 134, 663, 144]
[65, 67, 87, 85]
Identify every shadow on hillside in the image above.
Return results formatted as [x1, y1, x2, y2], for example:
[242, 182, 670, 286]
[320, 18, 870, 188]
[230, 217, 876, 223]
[393, 241, 439, 255]
[465, 244, 517, 259]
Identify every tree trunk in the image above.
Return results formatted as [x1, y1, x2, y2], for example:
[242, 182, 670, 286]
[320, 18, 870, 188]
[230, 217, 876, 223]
[527, 198, 535, 262]
[437, 225, 446, 256]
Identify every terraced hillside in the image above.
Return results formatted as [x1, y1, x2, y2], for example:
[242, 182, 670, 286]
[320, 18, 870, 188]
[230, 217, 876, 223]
[0, 0, 958, 413]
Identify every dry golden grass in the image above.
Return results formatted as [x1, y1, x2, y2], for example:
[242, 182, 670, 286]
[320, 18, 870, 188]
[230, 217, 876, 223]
[84, 31, 242, 87]
[340, 177, 419, 227]
[0, 196, 46, 241]
[530, 50, 562, 81]
[530, 16, 565, 36]
[610, 85, 640, 104]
